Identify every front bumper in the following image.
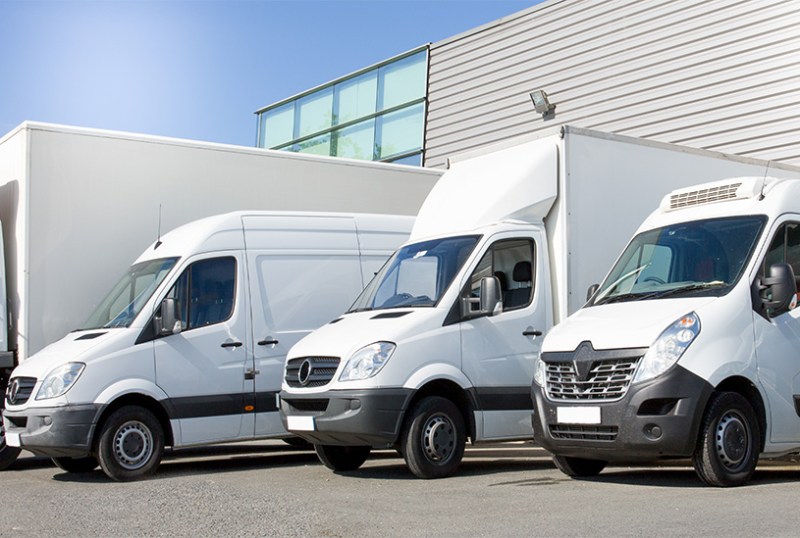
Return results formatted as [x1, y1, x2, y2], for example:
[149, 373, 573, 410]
[3, 404, 104, 458]
[279, 388, 414, 446]
[532, 365, 714, 461]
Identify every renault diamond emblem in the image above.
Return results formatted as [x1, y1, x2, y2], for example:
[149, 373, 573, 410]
[7, 379, 19, 405]
[573, 341, 594, 382]
[298, 359, 314, 386]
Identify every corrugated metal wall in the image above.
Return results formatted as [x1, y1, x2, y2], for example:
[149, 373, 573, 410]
[425, 0, 800, 168]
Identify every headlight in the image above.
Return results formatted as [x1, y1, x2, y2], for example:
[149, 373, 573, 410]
[533, 356, 546, 387]
[633, 312, 700, 384]
[339, 342, 395, 382]
[36, 363, 85, 400]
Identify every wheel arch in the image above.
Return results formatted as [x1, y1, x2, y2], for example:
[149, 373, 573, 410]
[405, 379, 475, 441]
[93, 394, 174, 451]
[714, 376, 767, 452]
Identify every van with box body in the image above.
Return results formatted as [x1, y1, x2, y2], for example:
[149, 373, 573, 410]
[2, 211, 413, 480]
[532, 177, 800, 486]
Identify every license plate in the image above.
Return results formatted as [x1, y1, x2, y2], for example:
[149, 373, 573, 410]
[556, 406, 601, 425]
[4, 431, 20, 447]
[286, 415, 315, 431]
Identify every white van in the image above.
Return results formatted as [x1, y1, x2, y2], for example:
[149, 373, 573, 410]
[2, 211, 413, 481]
[532, 177, 800, 487]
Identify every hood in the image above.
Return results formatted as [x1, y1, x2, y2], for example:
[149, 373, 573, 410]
[289, 308, 441, 361]
[11, 329, 129, 378]
[543, 297, 718, 352]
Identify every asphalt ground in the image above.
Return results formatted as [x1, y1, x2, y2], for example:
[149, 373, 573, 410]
[2, 441, 800, 537]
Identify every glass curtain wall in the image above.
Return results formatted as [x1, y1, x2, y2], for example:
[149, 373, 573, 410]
[256, 47, 428, 166]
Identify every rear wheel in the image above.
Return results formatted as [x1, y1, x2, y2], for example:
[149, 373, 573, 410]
[693, 392, 759, 487]
[401, 396, 466, 479]
[52, 456, 98, 474]
[315, 444, 371, 472]
[552, 455, 607, 477]
[97, 406, 164, 481]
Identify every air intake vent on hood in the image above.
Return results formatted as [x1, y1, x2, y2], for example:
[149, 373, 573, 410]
[75, 332, 106, 340]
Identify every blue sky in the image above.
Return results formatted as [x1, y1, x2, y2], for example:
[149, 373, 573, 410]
[0, 0, 540, 147]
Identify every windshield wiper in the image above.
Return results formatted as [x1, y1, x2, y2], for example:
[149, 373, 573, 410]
[647, 281, 727, 299]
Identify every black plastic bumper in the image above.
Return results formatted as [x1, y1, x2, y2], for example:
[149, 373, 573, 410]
[532, 365, 714, 461]
[3, 404, 103, 458]
[279, 388, 414, 446]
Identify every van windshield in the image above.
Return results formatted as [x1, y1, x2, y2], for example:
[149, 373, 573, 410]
[349, 235, 480, 312]
[592, 216, 766, 306]
[82, 257, 179, 329]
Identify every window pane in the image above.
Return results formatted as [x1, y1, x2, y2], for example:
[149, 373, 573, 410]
[377, 103, 424, 159]
[297, 88, 333, 138]
[386, 153, 422, 166]
[380, 51, 427, 110]
[262, 103, 294, 148]
[295, 133, 331, 156]
[182, 257, 236, 330]
[334, 120, 375, 160]
[335, 72, 377, 125]
[786, 223, 800, 278]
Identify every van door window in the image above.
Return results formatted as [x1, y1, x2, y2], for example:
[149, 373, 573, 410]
[165, 257, 236, 330]
[762, 222, 800, 300]
[468, 239, 535, 312]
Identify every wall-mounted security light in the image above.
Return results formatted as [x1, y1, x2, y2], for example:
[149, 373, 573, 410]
[529, 90, 556, 115]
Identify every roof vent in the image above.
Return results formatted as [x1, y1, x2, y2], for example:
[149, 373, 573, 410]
[660, 178, 765, 213]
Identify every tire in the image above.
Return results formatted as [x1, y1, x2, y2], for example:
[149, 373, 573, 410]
[315, 444, 371, 472]
[552, 455, 607, 477]
[401, 396, 466, 479]
[97, 406, 164, 481]
[52, 456, 99, 474]
[692, 392, 760, 487]
[0, 442, 20, 471]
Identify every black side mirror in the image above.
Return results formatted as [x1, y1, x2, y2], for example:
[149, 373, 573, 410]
[155, 297, 182, 336]
[761, 263, 797, 317]
[586, 283, 600, 302]
[462, 276, 502, 318]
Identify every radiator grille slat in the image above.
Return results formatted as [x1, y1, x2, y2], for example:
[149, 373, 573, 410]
[545, 358, 640, 402]
[285, 357, 340, 388]
[5, 377, 37, 406]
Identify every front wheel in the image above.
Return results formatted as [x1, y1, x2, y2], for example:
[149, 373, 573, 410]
[401, 396, 466, 479]
[553, 455, 607, 477]
[52, 456, 98, 474]
[97, 406, 164, 481]
[315, 444, 371, 472]
[692, 392, 759, 487]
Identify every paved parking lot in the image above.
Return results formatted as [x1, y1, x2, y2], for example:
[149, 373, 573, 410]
[2, 441, 800, 537]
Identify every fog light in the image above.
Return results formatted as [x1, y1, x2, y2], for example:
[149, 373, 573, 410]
[643, 423, 662, 440]
[349, 399, 361, 411]
[43, 416, 52, 426]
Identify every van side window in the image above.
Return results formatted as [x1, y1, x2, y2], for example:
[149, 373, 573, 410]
[166, 257, 236, 331]
[761, 222, 800, 302]
[468, 239, 535, 312]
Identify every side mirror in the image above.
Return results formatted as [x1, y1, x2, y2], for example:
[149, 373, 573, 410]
[760, 263, 797, 317]
[586, 283, 600, 302]
[462, 276, 502, 318]
[155, 297, 182, 336]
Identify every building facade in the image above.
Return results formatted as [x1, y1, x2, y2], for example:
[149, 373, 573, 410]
[258, 0, 800, 169]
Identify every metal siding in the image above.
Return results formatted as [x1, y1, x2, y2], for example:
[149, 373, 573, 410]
[426, 0, 800, 168]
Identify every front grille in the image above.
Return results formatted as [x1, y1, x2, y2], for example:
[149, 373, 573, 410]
[6, 377, 37, 406]
[546, 358, 640, 402]
[284, 357, 340, 388]
[549, 424, 618, 441]
[669, 182, 742, 210]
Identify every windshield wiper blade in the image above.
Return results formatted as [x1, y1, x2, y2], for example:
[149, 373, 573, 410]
[595, 292, 652, 305]
[649, 281, 726, 299]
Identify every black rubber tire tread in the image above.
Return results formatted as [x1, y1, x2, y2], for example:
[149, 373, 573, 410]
[0, 443, 20, 471]
[315, 444, 371, 472]
[401, 396, 466, 479]
[692, 391, 760, 487]
[552, 455, 607, 477]
[52, 456, 99, 473]
[97, 406, 164, 482]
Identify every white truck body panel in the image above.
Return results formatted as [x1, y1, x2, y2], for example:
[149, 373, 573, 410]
[0, 122, 441, 361]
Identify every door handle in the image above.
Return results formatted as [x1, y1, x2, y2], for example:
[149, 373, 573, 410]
[523, 329, 543, 337]
[221, 341, 243, 348]
[257, 338, 279, 346]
